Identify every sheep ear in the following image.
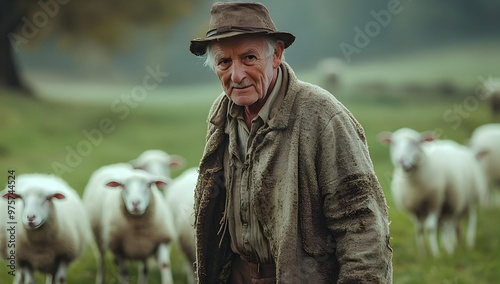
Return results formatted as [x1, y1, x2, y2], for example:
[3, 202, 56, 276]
[377, 132, 392, 145]
[106, 181, 123, 188]
[49, 193, 65, 200]
[129, 159, 144, 170]
[153, 178, 171, 192]
[168, 155, 186, 169]
[476, 150, 489, 160]
[2, 193, 22, 200]
[420, 131, 435, 142]
[155, 181, 168, 187]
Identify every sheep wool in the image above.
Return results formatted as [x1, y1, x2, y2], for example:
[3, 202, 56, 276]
[130, 149, 185, 178]
[83, 163, 175, 284]
[469, 123, 500, 206]
[0, 173, 91, 283]
[131, 149, 196, 284]
[380, 128, 487, 257]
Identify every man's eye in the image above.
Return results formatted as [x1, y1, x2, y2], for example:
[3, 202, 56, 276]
[219, 59, 230, 65]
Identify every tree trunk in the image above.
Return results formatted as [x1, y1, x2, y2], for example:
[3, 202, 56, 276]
[0, 1, 32, 96]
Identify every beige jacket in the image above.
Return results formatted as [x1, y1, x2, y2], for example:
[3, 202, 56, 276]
[194, 62, 393, 283]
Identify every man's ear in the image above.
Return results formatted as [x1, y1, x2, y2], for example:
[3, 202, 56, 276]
[272, 41, 285, 69]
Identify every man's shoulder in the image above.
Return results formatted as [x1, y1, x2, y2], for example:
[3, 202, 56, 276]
[210, 92, 227, 107]
[208, 92, 228, 113]
[286, 70, 363, 134]
[290, 78, 345, 115]
[206, 92, 229, 128]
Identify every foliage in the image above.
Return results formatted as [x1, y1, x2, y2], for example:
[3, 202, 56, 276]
[14, 0, 197, 49]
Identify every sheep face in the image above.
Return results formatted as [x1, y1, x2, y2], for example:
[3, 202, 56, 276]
[379, 128, 435, 172]
[3, 190, 65, 230]
[106, 177, 166, 216]
[392, 135, 424, 172]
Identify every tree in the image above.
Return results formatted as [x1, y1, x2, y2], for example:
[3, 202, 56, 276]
[0, 0, 30, 95]
[0, 0, 197, 96]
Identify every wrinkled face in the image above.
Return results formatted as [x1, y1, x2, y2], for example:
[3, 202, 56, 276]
[107, 177, 166, 216]
[210, 35, 283, 106]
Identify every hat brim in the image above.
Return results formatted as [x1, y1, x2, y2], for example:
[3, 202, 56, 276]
[190, 31, 295, 56]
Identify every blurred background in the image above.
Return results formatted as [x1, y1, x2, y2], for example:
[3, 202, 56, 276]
[1, 0, 500, 283]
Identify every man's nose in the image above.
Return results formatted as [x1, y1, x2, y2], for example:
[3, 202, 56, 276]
[231, 61, 246, 83]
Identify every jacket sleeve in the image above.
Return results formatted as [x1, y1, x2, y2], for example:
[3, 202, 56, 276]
[317, 109, 393, 283]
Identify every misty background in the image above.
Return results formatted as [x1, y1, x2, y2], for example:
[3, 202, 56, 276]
[7, 0, 500, 91]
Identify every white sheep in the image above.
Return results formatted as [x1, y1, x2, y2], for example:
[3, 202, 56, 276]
[0, 173, 91, 284]
[130, 149, 195, 283]
[82, 163, 175, 284]
[129, 150, 185, 180]
[379, 128, 487, 257]
[469, 123, 500, 206]
[163, 167, 198, 283]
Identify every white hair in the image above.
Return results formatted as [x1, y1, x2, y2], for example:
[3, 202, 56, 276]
[203, 36, 284, 71]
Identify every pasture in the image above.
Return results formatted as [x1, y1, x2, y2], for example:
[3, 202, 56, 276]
[1, 41, 500, 283]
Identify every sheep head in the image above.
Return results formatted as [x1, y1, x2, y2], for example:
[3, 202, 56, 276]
[130, 149, 185, 178]
[3, 189, 65, 230]
[379, 128, 435, 172]
[105, 170, 168, 216]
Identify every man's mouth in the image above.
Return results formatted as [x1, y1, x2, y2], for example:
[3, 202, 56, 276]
[233, 85, 251, 90]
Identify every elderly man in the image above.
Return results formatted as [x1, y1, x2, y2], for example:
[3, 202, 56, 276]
[190, 2, 392, 283]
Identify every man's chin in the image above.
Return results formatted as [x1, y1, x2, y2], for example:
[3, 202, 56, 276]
[228, 93, 259, 107]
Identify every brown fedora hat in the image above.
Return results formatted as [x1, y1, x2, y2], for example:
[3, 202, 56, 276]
[190, 2, 295, 56]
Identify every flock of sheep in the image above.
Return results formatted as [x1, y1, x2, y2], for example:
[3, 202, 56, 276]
[0, 116, 498, 283]
[378, 123, 500, 257]
[0, 150, 198, 284]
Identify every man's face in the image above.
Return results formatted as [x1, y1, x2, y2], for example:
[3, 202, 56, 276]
[210, 35, 283, 107]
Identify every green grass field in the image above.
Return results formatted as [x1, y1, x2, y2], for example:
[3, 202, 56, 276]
[1, 41, 500, 283]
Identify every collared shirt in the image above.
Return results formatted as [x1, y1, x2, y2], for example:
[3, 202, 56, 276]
[230, 66, 282, 161]
[223, 66, 283, 263]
